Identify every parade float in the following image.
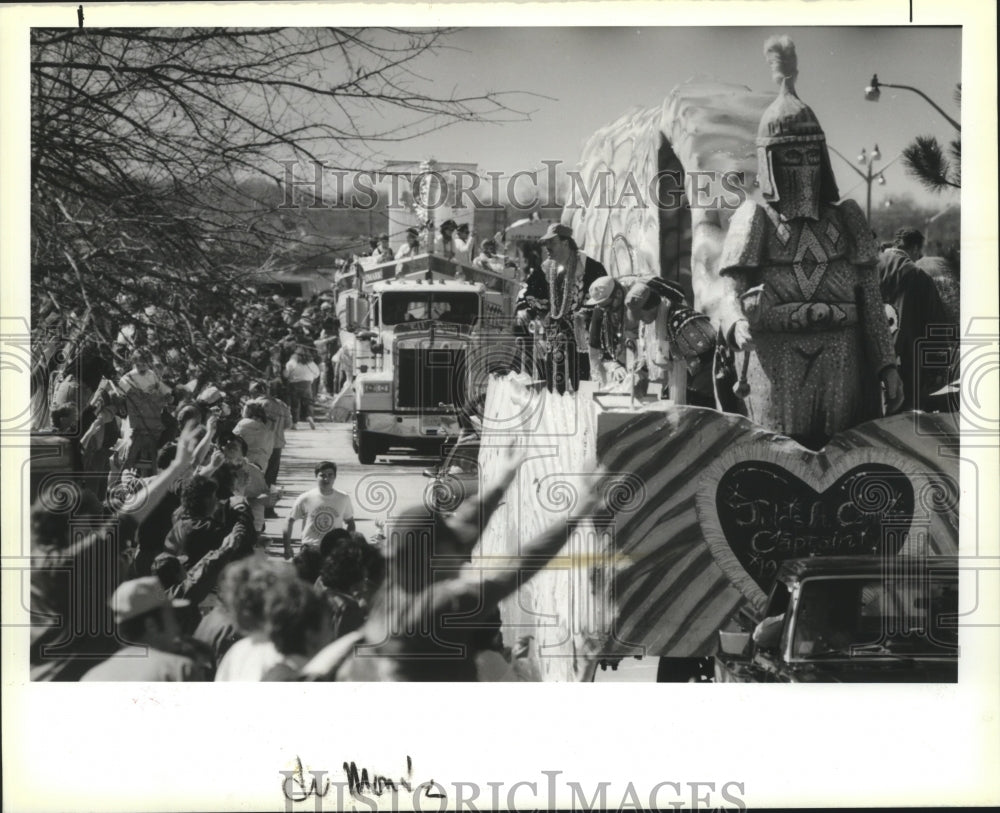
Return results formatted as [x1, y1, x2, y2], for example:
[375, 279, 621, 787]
[475, 37, 960, 681]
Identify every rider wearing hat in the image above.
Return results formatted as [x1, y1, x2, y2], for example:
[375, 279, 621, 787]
[585, 276, 630, 388]
[539, 222, 609, 391]
[624, 277, 717, 405]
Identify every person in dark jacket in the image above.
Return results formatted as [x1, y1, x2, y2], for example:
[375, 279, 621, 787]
[878, 228, 956, 412]
[512, 238, 550, 378]
[314, 532, 378, 641]
[165, 474, 257, 567]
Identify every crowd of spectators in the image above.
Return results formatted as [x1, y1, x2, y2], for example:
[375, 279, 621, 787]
[30, 390, 389, 680]
[31, 395, 565, 682]
[31, 248, 576, 681]
[29, 273, 387, 681]
[30, 219, 592, 683]
[42, 279, 354, 492]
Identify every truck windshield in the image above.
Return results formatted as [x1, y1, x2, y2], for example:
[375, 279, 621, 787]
[791, 575, 959, 659]
[381, 292, 479, 326]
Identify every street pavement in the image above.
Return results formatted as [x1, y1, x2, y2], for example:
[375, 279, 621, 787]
[262, 416, 437, 553]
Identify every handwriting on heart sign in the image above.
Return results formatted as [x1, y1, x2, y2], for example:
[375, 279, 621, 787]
[719, 461, 913, 573]
[696, 446, 918, 609]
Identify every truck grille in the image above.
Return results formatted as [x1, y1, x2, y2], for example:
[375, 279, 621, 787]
[395, 347, 467, 410]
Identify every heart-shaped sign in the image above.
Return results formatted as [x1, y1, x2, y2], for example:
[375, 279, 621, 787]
[595, 407, 958, 657]
[714, 460, 914, 597]
[694, 437, 937, 609]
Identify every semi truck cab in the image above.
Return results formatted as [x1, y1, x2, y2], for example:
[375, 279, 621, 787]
[352, 279, 485, 464]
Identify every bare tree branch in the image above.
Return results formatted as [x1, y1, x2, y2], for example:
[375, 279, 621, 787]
[31, 27, 537, 382]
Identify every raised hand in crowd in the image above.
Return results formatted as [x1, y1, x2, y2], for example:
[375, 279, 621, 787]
[199, 447, 227, 477]
[112, 418, 202, 525]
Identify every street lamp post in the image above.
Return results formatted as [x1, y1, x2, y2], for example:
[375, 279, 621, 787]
[828, 144, 887, 223]
[864, 74, 961, 131]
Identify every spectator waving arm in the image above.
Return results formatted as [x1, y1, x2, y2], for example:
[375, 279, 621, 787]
[113, 419, 200, 525]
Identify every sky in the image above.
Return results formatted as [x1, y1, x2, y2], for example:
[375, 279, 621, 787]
[367, 26, 962, 212]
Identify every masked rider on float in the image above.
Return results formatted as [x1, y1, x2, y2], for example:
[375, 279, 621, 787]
[717, 35, 903, 451]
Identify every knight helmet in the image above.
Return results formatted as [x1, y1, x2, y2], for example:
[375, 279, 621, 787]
[756, 36, 840, 220]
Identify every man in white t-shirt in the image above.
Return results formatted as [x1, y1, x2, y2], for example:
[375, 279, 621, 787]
[282, 461, 355, 555]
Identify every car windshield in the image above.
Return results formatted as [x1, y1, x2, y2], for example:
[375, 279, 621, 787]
[791, 574, 958, 659]
[381, 292, 479, 326]
[443, 442, 480, 475]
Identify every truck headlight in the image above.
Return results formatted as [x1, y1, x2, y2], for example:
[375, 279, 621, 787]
[363, 382, 391, 394]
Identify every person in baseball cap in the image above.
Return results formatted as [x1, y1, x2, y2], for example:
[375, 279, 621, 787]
[539, 222, 574, 244]
[453, 222, 474, 264]
[81, 577, 211, 681]
[111, 575, 190, 624]
[197, 384, 224, 406]
[624, 281, 654, 317]
[584, 276, 631, 389]
[197, 384, 231, 419]
[625, 275, 717, 406]
[535, 221, 610, 391]
[585, 275, 624, 308]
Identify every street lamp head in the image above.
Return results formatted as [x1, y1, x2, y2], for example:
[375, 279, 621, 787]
[864, 74, 881, 102]
[877, 174, 886, 186]
[857, 149, 867, 164]
[871, 144, 881, 161]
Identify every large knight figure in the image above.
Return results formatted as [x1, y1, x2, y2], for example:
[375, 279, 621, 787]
[717, 36, 903, 450]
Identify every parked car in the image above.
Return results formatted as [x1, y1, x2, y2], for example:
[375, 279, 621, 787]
[714, 556, 959, 683]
